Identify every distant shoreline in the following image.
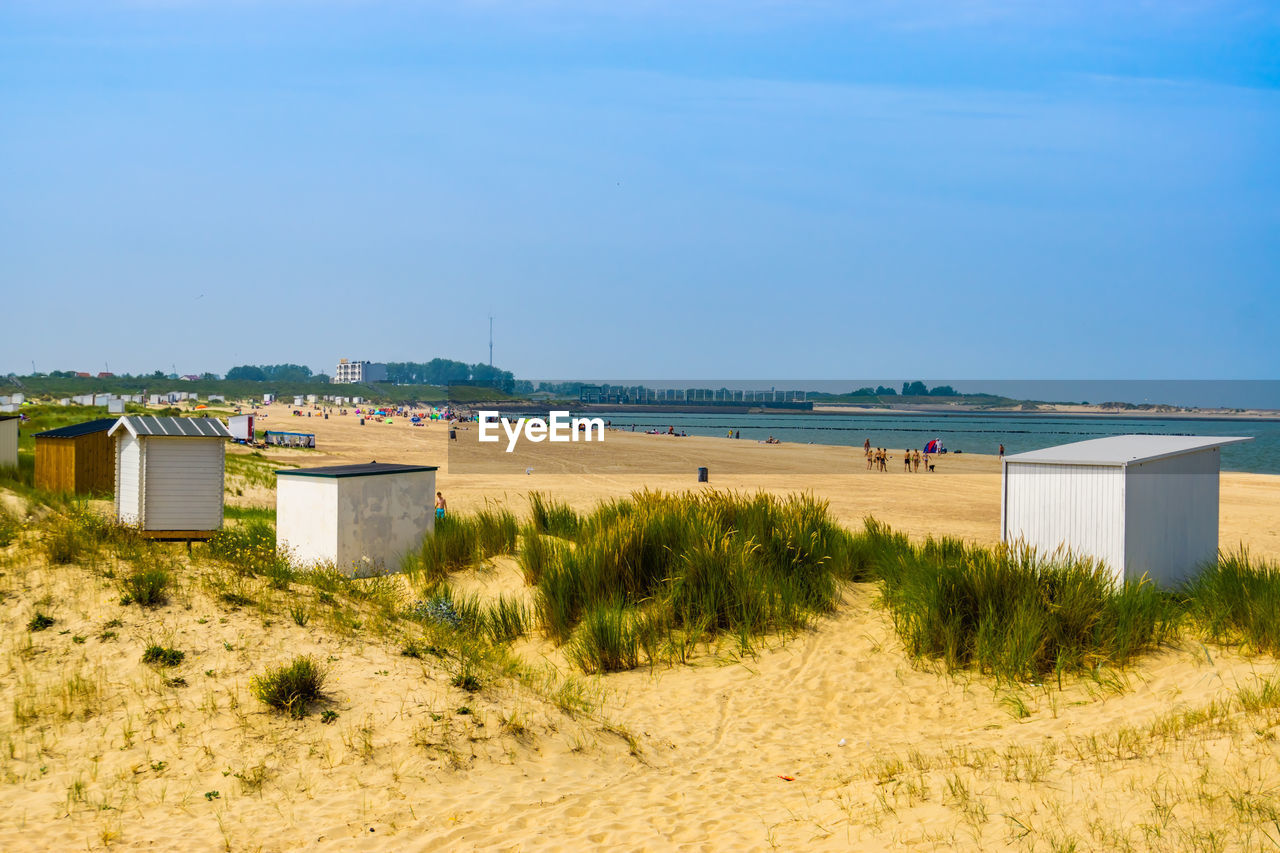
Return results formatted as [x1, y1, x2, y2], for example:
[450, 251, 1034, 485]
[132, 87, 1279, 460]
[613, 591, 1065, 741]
[566, 402, 1280, 423]
[809, 404, 1280, 422]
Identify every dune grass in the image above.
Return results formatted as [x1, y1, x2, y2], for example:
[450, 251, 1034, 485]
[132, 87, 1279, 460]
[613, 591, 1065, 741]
[251, 655, 328, 718]
[528, 490, 863, 671]
[1183, 549, 1280, 654]
[406, 507, 522, 584]
[528, 491, 580, 539]
[867, 521, 1179, 683]
[0, 503, 21, 547]
[119, 558, 172, 607]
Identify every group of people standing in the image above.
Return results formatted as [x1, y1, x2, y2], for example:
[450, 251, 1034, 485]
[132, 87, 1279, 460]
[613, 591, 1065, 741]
[863, 439, 931, 473]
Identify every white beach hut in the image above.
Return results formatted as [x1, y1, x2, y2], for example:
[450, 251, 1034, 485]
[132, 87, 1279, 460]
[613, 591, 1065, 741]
[227, 414, 255, 443]
[1001, 435, 1251, 587]
[0, 415, 18, 469]
[275, 462, 438, 574]
[109, 416, 231, 536]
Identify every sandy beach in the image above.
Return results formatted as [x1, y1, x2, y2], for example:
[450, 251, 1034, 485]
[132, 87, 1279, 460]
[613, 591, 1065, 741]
[3, 402, 1280, 851]
[247, 403, 1280, 561]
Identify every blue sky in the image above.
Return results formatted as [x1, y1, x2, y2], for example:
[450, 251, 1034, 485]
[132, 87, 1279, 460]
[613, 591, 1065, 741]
[1, 1, 1277, 381]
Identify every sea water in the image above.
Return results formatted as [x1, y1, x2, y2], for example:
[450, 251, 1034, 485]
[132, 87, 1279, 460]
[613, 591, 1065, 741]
[590, 411, 1280, 474]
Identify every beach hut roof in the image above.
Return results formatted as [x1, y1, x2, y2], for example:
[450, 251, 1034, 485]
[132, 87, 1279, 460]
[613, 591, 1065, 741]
[276, 462, 438, 479]
[1004, 434, 1251, 467]
[33, 418, 117, 439]
[108, 416, 231, 439]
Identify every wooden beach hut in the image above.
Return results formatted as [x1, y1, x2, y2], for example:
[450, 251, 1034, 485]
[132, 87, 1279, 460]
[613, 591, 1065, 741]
[275, 462, 437, 574]
[0, 415, 18, 469]
[109, 416, 231, 538]
[33, 418, 116, 494]
[1001, 434, 1251, 587]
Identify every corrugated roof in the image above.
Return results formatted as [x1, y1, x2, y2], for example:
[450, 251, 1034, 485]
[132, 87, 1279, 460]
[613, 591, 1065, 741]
[1004, 434, 1252, 467]
[33, 418, 117, 439]
[277, 462, 438, 478]
[0, 415, 18, 422]
[109, 416, 232, 439]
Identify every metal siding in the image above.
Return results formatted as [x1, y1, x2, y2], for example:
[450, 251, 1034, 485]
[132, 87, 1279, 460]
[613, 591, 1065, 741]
[1003, 462, 1126, 582]
[141, 438, 225, 531]
[1124, 448, 1220, 586]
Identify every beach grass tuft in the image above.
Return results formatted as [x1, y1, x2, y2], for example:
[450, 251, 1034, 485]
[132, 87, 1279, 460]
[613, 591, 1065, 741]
[869, 524, 1178, 683]
[531, 490, 858, 669]
[251, 655, 328, 718]
[1183, 549, 1280, 654]
[120, 557, 172, 607]
[528, 492, 580, 539]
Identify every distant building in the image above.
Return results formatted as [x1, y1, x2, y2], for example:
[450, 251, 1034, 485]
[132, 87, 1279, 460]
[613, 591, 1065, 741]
[75, 372, 91, 378]
[97, 372, 114, 379]
[180, 374, 201, 382]
[333, 359, 387, 384]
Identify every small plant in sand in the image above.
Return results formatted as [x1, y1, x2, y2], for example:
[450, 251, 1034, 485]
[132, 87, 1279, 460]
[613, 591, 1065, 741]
[142, 644, 185, 667]
[0, 504, 20, 547]
[27, 612, 55, 632]
[289, 603, 310, 627]
[120, 559, 172, 607]
[42, 514, 90, 565]
[251, 655, 328, 718]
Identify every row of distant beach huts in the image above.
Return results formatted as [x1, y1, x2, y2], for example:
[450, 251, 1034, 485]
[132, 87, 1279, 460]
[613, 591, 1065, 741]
[0, 412, 1250, 585]
[0, 414, 435, 574]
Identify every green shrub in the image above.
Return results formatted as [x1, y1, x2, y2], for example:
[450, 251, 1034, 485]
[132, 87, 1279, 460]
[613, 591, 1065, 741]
[251, 655, 328, 717]
[206, 519, 283, 576]
[27, 612, 55, 632]
[142, 645, 185, 667]
[120, 561, 171, 607]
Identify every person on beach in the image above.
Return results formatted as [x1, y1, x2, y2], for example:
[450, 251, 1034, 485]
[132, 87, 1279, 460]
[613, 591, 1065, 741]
[913, 449, 921, 472]
[904, 450, 912, 472]
[864, 438, 871, 455]
[999, 443, 1005, 458]
[866, 447, 874, 470]
[435, 491, 447, 520]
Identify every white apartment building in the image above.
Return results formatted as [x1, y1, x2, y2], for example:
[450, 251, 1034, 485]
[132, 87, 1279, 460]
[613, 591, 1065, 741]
[333, 359, 388, 384]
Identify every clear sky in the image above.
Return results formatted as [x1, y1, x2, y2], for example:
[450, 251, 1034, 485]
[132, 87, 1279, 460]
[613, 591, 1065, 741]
[1, 1, 1277, 381]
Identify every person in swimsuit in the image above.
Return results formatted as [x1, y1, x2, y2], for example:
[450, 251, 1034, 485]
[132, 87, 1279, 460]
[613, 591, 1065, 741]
[435, 491, 447, 520]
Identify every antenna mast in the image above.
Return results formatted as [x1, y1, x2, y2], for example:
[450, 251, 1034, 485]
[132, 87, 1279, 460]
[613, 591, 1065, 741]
[489, 315, 494, 366]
